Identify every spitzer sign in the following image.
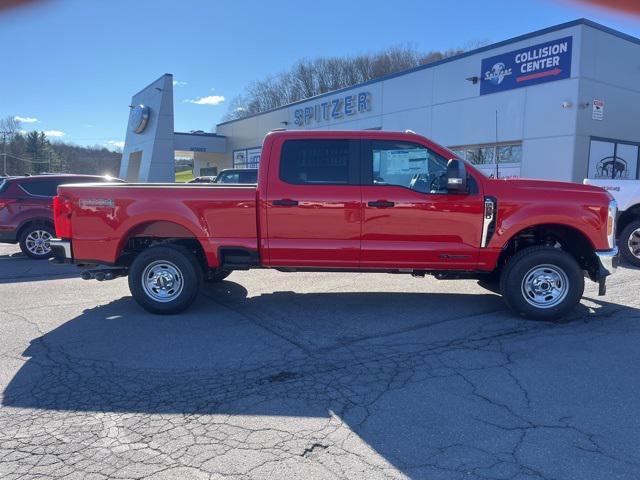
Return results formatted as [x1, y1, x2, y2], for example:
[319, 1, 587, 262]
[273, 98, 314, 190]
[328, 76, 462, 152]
[480, 36, 572, 95]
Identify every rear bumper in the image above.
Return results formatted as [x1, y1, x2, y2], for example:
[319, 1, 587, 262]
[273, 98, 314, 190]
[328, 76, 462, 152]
[594, 247, 618, 295]
[50, 238, 73, 263]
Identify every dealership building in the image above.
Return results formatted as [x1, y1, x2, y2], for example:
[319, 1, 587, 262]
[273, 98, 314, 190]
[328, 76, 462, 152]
[120, 18, 640, 183]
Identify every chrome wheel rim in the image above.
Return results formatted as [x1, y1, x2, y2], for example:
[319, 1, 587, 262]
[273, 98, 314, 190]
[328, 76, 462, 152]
[627, 228, 640, 259]
[141, 260, 184, 302]
[25, 229, 52, 256]
[521, 264, 569, 309]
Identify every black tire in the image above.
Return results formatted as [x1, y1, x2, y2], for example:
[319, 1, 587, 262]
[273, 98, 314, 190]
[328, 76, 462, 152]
[204, 269, 232, 283]
[619, 219, 640, 267]
[499, 246, 584, 321]
[128, 244, 203, 314]
[19, 223, 55, 259]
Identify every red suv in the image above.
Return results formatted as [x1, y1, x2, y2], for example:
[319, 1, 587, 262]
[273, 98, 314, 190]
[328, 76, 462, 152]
[0, 174, 123, 259]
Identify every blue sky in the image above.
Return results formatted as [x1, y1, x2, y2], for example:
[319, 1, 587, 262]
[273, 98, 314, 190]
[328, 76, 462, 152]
[1, 0, 638, 150]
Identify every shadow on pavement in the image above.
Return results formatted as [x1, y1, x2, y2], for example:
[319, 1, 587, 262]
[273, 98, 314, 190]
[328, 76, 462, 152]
[3, 282, 640, 478]
[0, 254, 80, 284]
[3, 280, 636, 413]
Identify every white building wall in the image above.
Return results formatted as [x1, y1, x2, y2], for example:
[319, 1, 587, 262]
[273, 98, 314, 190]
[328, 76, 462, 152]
[216, 21, 640, 183]
[574, 25, 640, 181]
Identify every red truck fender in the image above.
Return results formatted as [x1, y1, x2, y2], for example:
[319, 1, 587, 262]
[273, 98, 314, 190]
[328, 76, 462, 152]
[489, 204, 603, 252]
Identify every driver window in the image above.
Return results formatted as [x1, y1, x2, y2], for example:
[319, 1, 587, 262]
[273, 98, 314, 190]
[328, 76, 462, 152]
[371, 141, 448, 194]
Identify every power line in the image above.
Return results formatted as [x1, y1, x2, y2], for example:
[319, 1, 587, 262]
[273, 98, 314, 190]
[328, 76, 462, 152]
[3, 152, 51, 164]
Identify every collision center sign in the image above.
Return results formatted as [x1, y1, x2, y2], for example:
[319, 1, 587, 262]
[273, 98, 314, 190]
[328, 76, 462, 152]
[480, 36, 572, 95]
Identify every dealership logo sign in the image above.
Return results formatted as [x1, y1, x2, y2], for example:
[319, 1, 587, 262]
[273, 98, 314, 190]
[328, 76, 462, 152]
[130, 105, 150, 134]
[485, 62, 512, 85]
[480, 36, 572, 95]
[294, 91, 371, 126]
[595, 156, 629, 179]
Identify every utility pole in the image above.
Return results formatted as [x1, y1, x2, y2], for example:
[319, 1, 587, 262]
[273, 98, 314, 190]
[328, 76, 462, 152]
[494, 110, 500, 180]
[0, 130, 9, 176]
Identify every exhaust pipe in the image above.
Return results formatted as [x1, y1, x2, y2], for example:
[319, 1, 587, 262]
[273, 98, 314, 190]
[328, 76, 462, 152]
[79, 268, 127, 281]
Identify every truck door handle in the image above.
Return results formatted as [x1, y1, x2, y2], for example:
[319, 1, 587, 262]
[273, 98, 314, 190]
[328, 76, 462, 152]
[367, 200, 395, 208]
[272, 199, 299, 206]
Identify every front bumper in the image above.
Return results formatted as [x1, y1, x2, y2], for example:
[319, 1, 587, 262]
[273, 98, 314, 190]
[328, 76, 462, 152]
[50, 238, 73, 263]
[594, 247, 619, 295]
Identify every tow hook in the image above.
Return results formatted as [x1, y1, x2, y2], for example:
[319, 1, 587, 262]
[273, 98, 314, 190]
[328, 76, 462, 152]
[80, 268, 128, 281]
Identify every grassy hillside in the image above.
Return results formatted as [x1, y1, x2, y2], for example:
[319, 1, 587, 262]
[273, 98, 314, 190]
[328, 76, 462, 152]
[175, 169, 194, 183]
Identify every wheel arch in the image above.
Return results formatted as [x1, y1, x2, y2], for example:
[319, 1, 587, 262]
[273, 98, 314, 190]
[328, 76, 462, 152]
[496, 223, 599, 280]
[16, 217, 55, 239]
[116, 220, 208, 268]
[617, 204, 640, 236]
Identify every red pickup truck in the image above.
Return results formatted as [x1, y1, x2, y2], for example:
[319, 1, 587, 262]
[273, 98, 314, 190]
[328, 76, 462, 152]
[50, 130, 618, 320]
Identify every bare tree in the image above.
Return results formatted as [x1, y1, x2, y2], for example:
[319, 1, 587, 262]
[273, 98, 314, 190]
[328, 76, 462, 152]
[223, 44, 470, 121]
[0, 116, 21, 137]
[1, 116, 22, 175]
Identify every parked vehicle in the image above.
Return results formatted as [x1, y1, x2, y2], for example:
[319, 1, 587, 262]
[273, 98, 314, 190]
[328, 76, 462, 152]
[0, 174, 123, 258]
[214, 168, 258, 184]
[51, 131, 617, 320]
[584, 178, 640, 266]
[187, 176, 217, 184]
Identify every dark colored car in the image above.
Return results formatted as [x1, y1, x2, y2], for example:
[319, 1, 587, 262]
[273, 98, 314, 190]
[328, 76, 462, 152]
[214, 168, 258, 184]
[187, 176, 217, 183]
[0, 174, 123, 259]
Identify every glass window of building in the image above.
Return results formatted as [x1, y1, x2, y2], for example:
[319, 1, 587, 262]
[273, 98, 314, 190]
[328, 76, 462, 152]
[450, 142, 522, 179]
[588, 138, 639, 180]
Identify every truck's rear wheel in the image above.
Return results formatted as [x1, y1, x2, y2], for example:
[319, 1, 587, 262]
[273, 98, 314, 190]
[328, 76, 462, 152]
[500, 246, 584, 321]
[619, 219, 640, 267]
[128, 245, 202, 314]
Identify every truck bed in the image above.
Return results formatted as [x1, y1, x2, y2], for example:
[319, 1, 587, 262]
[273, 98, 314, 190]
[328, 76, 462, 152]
[58, 183, 258, 266]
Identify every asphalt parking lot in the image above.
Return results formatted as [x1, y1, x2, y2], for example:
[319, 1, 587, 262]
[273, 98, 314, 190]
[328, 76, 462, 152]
[0, 243, 639, 480]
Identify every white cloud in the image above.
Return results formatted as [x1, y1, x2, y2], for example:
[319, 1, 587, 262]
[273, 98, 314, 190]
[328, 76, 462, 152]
[104, 140, 125, 149]
[186, 95, 225, 106]
[43, 130, 65, 138]
[14, 116, 39, 123]
[173, 80, 188, 87]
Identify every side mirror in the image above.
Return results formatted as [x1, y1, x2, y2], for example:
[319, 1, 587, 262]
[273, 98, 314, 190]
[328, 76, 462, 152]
[446, 158, 467, 193]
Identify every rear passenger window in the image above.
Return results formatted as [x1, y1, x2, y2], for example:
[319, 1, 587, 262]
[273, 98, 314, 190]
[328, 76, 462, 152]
[20, 180, 60, 197]
[280, 139, 358, 185]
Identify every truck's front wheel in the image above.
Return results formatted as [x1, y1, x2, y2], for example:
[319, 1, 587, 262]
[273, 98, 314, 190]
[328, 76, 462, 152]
[619, 219, 640, 267]
[500, 246, 584, 321]
[128, 245, 202, 314]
